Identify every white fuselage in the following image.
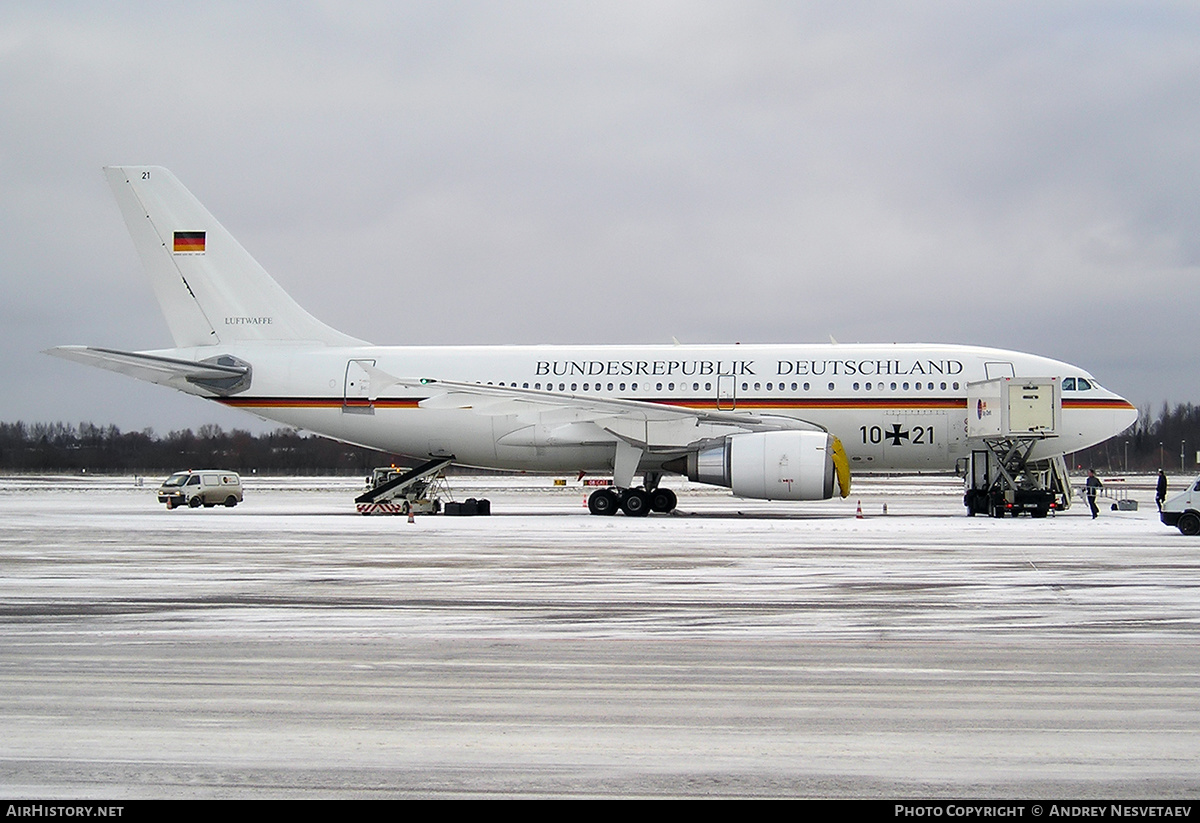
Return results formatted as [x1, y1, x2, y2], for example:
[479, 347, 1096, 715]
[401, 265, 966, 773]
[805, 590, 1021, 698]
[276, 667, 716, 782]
[160, 341, 1137, 476]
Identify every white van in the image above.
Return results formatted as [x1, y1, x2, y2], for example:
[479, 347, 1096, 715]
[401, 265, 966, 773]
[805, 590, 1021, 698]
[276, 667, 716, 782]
[158, 470, 243, 509]
[1160, 476, 1200, 535]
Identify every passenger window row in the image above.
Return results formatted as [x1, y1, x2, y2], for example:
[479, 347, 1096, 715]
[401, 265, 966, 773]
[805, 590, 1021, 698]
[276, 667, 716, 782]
[474, 380, 965, 394]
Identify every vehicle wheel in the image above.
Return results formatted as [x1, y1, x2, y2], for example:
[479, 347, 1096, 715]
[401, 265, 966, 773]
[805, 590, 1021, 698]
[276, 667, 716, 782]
[1032, 506, 1049, 519]
[620, 488, 651, 517]
[650, 488, 677, 513]
[224, 496, 238, 508]
[188, 496, 202, 508]
[1178, 513, 1200, 536]
[588, 488, 619, 516]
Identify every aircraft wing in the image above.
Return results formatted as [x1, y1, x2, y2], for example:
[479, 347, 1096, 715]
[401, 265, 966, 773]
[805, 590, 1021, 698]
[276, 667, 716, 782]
[390, 374, 849, 495]
[44, 346, 249, 392]
[372, 371, 825, 450]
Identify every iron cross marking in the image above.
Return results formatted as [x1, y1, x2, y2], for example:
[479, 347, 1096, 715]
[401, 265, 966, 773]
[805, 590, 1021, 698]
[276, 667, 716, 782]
[885, 423, 910, 446]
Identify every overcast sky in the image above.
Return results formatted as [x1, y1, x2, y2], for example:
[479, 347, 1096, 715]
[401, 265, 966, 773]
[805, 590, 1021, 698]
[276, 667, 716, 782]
[2, 1, 1198, 433]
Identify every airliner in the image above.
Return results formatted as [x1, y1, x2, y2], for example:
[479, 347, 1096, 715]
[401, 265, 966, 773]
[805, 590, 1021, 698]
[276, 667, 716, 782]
[48, 167, 1138, 516]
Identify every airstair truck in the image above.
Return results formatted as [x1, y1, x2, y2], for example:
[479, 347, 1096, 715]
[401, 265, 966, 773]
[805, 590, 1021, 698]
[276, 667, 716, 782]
[962, 377, 1071, 518]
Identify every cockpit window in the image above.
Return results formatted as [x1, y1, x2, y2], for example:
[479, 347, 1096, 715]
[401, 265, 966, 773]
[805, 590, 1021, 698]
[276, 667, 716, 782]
[1077, 378, 1092, 390]
[1062, 378, 1075, 391]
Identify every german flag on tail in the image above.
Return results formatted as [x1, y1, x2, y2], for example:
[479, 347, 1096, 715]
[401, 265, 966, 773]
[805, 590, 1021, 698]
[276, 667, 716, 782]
[173, 231, 205, 253]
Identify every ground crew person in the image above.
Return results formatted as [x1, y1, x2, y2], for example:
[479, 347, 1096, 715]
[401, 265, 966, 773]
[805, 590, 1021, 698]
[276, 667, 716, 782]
[1086, 469, 1102, 519]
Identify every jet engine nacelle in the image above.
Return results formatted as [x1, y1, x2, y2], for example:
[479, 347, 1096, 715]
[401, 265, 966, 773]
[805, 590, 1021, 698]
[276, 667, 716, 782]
[685, 430, 837, 500]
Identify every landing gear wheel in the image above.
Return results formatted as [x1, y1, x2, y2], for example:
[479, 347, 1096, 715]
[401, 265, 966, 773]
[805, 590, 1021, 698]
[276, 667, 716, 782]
[620, 488, 652, 517]
[1178, 512, 1200, 536]
[588, 488, 620, 516]
[650, 488, 677, 513]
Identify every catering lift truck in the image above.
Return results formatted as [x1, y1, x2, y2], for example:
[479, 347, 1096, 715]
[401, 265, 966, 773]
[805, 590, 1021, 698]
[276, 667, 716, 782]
[961, 377, 1072, 518]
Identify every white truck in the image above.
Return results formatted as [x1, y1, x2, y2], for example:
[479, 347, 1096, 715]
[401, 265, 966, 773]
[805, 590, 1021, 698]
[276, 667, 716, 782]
[158, 470, 243, 509]
[1161, 476, 1200, 535]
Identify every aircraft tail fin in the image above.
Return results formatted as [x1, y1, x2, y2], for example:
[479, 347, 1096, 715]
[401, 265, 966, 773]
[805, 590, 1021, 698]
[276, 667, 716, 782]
[104, 166, 365, 348]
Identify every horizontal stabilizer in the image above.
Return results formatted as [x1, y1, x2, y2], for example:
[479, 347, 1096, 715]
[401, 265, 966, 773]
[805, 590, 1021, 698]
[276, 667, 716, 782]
[45, 346, 250, 395]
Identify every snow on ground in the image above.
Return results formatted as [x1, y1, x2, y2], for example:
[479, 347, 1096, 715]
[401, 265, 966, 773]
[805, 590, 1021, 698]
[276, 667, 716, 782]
[1, 473, 1198, 797]
[1, 472, 1192, 642]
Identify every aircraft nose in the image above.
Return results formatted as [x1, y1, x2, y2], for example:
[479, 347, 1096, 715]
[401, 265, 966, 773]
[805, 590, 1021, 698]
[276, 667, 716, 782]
[1113, 396, 1138, 437]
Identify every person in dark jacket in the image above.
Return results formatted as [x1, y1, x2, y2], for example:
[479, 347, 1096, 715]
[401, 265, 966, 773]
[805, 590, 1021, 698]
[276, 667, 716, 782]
[1157, 469, 1168, 512]
[1086, 470, 1102, 519]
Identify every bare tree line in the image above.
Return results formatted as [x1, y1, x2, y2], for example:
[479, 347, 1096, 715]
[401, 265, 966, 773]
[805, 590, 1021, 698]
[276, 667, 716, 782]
[0, 422, 404, 475]
[1072, 402, 1200, 475]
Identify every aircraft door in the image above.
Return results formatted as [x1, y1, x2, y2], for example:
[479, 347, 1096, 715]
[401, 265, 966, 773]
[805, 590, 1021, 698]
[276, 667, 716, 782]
[343, 359, 376, 414]
[862, 411, 949, 469]
[898, 410, 949, 468]
[717, 374, 736, 410]
[984, 361, 1015, 380]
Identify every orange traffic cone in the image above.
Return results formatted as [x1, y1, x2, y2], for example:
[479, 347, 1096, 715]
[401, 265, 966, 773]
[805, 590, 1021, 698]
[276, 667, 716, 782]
[856, 500, 863, 519]
[407, 509, 415, 524]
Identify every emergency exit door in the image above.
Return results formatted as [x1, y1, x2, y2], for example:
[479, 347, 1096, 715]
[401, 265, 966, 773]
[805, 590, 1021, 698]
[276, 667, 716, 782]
[717, 374, 737, 410]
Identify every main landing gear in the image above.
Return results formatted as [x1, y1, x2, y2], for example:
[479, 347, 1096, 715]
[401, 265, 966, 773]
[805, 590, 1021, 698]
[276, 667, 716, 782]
[587, 473, 678, 517]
